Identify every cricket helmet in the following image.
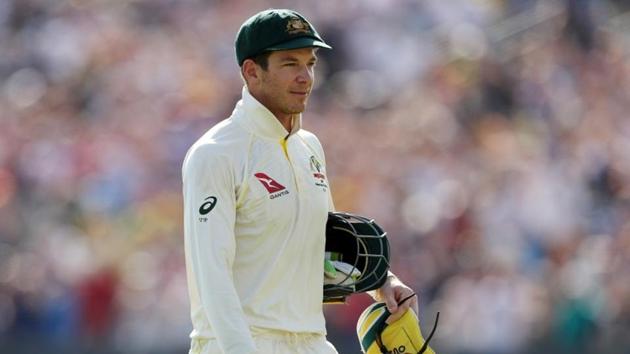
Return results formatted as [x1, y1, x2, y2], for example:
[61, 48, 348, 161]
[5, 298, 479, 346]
[323, 212, 390, 303]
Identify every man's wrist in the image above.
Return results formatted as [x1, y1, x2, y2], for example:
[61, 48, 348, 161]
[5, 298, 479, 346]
[368, 272, 397, 300]
[384, 271, 397, 285]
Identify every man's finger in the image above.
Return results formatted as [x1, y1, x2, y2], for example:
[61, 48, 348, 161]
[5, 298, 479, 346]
[411, 296, 419, 314]
[386, 292, 416, 324]
[384, 289, 398, 314]
[385, 302, 407, 324]
[401, 292, 418, 315]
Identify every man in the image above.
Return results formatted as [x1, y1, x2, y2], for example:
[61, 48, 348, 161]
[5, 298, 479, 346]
[182, 9, 417, 354]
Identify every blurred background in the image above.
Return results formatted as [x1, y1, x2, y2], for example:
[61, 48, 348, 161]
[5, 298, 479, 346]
[1, 0, 630, 353]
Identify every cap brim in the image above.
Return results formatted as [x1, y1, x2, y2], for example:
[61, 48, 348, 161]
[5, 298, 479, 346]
[266, 36, 332, 52]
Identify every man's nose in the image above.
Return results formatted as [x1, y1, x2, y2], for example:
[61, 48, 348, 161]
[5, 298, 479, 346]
[296, 65, 314, 84]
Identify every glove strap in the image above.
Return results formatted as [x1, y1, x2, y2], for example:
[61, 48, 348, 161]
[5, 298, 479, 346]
[417, 312, 439, 354]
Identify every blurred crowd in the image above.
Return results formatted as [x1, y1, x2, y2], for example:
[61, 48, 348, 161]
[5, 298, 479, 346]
[1, 0, 630, 353]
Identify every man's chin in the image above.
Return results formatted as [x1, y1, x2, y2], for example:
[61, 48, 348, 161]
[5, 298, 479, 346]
[286, 105, 307, 114]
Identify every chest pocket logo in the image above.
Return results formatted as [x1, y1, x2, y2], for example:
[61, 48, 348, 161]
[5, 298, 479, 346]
[309, 156, 328, 189]
[254, 172, 289, 199]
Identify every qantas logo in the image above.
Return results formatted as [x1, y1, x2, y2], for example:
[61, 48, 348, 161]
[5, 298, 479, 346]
[254, 173, 286, 192]
[254, 172, 289, 199]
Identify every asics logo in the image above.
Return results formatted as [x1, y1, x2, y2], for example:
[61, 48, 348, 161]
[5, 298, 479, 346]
[199, 196, 217, 215]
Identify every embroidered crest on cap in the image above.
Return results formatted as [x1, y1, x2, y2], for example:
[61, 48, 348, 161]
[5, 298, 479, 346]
[286, 17, 311, 35]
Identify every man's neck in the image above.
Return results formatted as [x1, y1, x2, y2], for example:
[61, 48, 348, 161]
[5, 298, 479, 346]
[246, 86, 294, 133]
[277, 114, 293, 133]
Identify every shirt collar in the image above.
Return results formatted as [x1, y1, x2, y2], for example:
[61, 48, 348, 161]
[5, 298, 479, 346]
[232, 86, 302, 140]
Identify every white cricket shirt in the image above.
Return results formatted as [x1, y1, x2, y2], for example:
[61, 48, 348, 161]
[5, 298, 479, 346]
[182, 87, 334, 354]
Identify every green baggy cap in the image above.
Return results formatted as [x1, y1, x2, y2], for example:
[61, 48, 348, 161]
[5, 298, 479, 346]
[235, 9, 332, 66]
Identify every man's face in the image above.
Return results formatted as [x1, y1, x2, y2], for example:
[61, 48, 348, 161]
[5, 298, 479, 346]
[253, 47, 317, 118]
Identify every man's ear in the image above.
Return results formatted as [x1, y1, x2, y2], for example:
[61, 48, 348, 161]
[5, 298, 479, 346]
[241, 59, 260, 86]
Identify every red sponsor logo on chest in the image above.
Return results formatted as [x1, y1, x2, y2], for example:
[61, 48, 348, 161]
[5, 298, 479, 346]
[254, 172, 286, 193]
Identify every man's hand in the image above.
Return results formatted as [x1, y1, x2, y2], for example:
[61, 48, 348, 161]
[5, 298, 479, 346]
[372, 272, 418, 324]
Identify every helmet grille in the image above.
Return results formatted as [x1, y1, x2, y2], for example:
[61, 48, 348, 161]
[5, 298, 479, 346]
[325, 212, 390, 299]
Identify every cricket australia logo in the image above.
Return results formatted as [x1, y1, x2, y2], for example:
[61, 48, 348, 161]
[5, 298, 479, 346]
[254, 172, 289, 199]
[286, 17, 311, 35]
[309, 156, 328, 190]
